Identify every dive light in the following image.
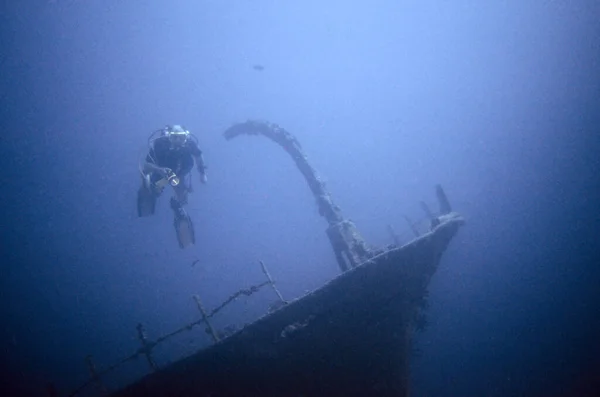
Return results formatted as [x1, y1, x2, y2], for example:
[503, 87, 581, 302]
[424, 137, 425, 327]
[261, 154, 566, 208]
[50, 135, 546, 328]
[154, 170, 180, 190]
[166, 171, 180, 187]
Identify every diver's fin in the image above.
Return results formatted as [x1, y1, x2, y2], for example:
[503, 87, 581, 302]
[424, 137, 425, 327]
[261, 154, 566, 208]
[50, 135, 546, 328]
[137, 186, 157, 217]
[174, 213, 196, 249]
[170, 197, 195, 249]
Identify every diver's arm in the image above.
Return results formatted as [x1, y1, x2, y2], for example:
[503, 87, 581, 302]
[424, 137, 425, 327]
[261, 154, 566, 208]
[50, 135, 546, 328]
[143, 161, 168, 175]
[143, 151, 169, 176]
[189, 140, 208, 183]
[194, 152, 206, 173]
[194, 153, 207, 183]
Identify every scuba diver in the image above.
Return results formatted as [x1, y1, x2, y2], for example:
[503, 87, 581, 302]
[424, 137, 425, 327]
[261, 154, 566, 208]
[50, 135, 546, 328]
[137, 124, 207, 249]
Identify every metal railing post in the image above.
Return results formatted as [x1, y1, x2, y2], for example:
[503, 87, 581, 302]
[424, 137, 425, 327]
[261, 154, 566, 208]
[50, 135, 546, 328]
[136, 323, 158, 371]
[193, 295, 219, 343]
[259, 260, 285, 303]
[403, 215, 420, 237]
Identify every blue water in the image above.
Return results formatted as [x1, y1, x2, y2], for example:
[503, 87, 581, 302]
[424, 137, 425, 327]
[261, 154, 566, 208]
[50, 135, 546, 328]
[1, 1, 599, 396]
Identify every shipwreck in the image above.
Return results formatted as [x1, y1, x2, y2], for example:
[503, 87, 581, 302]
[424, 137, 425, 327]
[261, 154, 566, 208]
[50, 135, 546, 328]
[62, 120, 465, 397]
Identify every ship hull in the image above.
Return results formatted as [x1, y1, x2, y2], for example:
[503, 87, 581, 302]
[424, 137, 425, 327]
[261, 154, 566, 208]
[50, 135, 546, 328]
[111, 213, 464, 397]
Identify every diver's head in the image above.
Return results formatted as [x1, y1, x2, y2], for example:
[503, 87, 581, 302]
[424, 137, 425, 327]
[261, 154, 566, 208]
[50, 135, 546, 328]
[165, 124, 189, 147]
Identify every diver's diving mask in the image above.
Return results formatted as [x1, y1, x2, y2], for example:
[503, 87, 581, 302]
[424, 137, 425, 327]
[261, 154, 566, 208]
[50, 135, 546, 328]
[168, 131, 188, 147]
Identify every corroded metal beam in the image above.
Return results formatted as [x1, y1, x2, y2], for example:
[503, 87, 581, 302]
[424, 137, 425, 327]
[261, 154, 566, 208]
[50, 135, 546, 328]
[224, 120, 371, 271]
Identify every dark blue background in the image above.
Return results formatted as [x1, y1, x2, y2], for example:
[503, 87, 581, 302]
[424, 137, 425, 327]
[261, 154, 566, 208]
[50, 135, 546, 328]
[1, 1, 599, 396]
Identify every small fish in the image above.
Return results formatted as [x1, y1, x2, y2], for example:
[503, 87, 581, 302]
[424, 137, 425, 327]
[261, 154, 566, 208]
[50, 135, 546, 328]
[252, 64, 265, 71]
[191, 259, 200, 267]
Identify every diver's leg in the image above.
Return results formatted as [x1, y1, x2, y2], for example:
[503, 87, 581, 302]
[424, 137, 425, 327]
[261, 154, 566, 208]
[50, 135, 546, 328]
[138, 176, 158, 217]
[170, 185, 194, 244]
[169, 173, 195, 248]
[170, 184, 187, 218]
[173, 176, 189, 205]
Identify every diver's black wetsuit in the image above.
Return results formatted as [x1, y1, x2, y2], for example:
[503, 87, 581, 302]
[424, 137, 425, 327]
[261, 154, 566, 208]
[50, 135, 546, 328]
[139, 133, 204, 247]
[146, 136, 203, 183]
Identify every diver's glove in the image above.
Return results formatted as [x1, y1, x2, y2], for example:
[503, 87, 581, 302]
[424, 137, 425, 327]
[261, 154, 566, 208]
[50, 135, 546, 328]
[158, 167, 172, 178]
[198, 166, 207, 184]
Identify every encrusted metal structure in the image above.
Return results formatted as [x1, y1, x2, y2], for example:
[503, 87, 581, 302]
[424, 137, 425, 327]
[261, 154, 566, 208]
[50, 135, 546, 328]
[65, 121, 464, 397]
[224, 120, 373, 272]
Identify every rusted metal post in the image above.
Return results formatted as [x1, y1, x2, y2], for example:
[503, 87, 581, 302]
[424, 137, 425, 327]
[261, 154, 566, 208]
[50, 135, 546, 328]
[224, 120, 372, 272]
[419, 201, 434, 220]
[85, 355, 109, 395]
[420, 200, 440, 229]
[387, 224, 401, 246]
[259, 260, 285, 303]
[403, 215, 420, 237]
[136, 323, 158, 371]
[193, 295, 219, 343]
[435, 184, 451, 215]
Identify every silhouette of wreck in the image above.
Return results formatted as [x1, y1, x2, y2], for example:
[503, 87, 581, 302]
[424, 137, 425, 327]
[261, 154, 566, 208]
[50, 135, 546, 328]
[107, 120, 464, 397]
